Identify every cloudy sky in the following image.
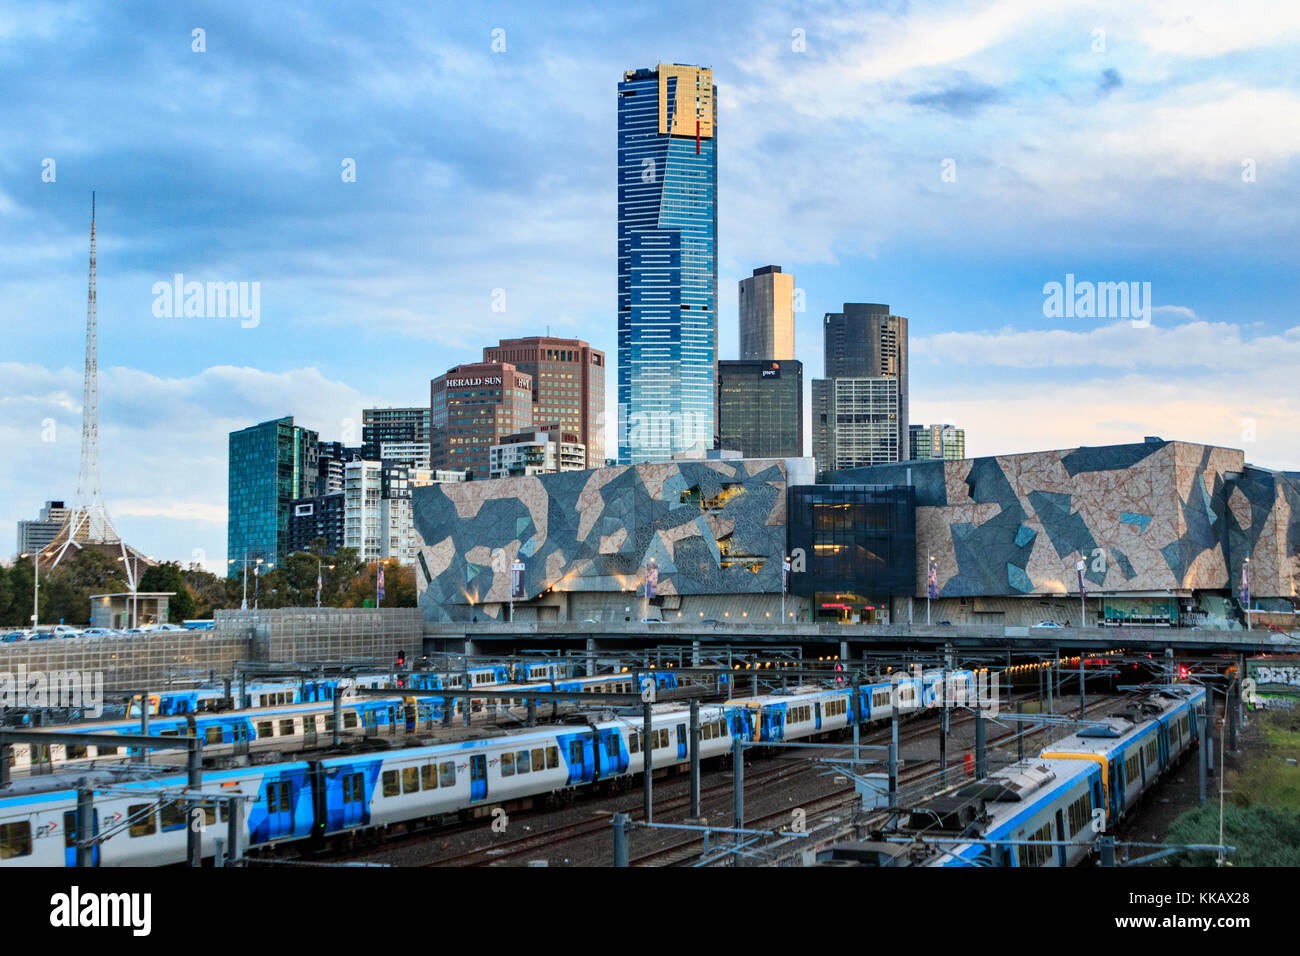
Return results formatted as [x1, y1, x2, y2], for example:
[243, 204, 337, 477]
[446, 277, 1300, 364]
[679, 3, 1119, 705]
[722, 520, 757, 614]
[3, 0, 1298, 570]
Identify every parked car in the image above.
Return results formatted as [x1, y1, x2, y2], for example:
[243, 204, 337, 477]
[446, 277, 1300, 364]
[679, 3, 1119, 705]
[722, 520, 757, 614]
[79, 628, 113, 637]
[1031, 621, 1065, 628]
[640, 618, 666, 625]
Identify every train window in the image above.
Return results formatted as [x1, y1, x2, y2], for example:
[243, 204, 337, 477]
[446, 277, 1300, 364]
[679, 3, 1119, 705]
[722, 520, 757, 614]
[280, 719, 295, 737]
[532, 748, 545, 772]
[547, 746, 559, 769]
[440, 761, 456, 787]
[402, 767, 420, 794]
[0, 822, 32, 859]
[421, 765, 437, 790]
[67, 744, 88, 760]
[324, 715, 335, 732]
[629, 732, 639, 754]
[515, 750, 530, 774]
[657, 729, 669, 749]
[257, 721, 273, 739]
[568, 741, 582, 765]
[161, 801, 187, 832]
[199, 802, 219, 827]
[128, 805, 157, 837]
[606, 736, 618, 757]
[344, 713, 359, 730]
[501, 752, 515, 776]
[382, 770, 400, 797]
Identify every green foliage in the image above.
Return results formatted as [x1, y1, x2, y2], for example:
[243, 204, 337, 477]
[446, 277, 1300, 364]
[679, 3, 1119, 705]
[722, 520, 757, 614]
[138, 561, 196, 621]
[1162, 711, 1300, 867]
[1165, 804, 1300, 867]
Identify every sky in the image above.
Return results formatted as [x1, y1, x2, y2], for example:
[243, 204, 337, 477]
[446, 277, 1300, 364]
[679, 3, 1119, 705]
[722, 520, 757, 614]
[2, 0, 1298, 572]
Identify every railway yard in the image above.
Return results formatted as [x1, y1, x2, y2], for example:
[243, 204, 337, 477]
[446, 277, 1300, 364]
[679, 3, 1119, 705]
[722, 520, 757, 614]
[1, 638, 1247, 869]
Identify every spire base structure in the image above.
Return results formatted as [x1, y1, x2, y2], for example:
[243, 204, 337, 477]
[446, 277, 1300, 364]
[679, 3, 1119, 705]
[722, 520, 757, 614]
[47, 192, 152, 588]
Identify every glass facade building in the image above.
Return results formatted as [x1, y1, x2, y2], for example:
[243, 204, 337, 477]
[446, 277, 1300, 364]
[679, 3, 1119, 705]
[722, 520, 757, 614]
[617, 64, 718, 462]
[786, 484, 916, 623]
[716, 359, 803, 458]
[228, 416, 319, 574]
[910, 423, 966, 461]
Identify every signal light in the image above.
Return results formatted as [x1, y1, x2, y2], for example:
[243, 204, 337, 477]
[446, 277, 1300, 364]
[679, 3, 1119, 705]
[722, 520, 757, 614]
[397, 650, 407, 668]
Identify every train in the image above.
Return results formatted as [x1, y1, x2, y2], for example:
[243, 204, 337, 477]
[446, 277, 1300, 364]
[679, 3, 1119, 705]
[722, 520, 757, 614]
[125, 662, 580, 717]
[5, 670, 699, 776]
[895, 684, 1207, 867]
[0, 668, 972, 866]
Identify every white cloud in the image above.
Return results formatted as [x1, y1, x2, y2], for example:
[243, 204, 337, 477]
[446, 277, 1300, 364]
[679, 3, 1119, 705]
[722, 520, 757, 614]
[915, 318, 1300, 371]
[0, 363, 380, 566]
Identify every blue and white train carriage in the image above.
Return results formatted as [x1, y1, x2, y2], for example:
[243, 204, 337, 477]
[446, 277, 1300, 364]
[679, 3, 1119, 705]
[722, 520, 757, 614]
[914, 685, 1206, 867]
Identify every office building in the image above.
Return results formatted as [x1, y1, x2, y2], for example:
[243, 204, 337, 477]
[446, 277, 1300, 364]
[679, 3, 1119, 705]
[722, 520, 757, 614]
[483, 337, 605, 468]
[716, 360, 803, 459]
[910, 424, 966, 461]
[812, 377, 901, 473]
[16, 500, 69, 557]
[343, 459, 383, 562]
[617, 63, 718, 463]
[738, 266, 795, 361]
[228, 417, 319, 573]
[821, 303, 909, 456]
[362, 406, 431, 470]
[430, 362, 534, 479]
[489, 428, 587, 479]
[814, 303, 910, 473]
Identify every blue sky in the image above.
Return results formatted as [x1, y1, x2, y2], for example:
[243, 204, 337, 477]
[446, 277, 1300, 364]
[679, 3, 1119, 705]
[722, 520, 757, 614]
[3, 0, 1299, 570]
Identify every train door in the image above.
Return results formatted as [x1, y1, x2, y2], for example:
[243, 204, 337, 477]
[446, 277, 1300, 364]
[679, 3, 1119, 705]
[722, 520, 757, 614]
[676, 723, 687, 761]
[340, 771, 366, 828]
[265, 779, 294, 838]
[63, 809, 100, 867]
[362, 707, 378, 737]
[469, 754, 488, 802]
[814, 702, 822, 732]
[1055, 810, 1066, 866]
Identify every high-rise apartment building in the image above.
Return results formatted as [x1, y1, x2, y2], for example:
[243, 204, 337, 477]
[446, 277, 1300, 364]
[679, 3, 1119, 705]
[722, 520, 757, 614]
[16, 500, 69, 558]
[288, 492, 345, 554]
[617, 63, 718, 463]
[228, 416, 319, 572]
[430, 362, 534, 480]
[343, 459, 383, 562]
[482, 337, 605, 468]
[362, 406, 431, 470]
[716, 360, 803, 459]
[814, 303, 910, 474]
[910, 424, 966, 461]
[489, 428, 587, 479]
[317, 441, 363, 495]
[738, 266, 794, 361]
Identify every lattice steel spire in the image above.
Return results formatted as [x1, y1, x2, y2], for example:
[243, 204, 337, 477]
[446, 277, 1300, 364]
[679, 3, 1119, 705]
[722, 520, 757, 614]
[47, 193, 148, 587]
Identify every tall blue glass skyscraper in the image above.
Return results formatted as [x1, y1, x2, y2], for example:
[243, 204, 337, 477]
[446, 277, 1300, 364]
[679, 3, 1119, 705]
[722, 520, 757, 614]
[617, 64, 718, 462]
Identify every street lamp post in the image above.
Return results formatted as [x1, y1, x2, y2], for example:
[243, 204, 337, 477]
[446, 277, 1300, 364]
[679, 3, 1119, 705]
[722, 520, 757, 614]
[19, 553, 38, 629]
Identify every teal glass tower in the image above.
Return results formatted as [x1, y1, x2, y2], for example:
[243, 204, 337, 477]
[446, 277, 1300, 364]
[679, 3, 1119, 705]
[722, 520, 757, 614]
[617, 64, 718, 462]
[227, 416, 319, 574]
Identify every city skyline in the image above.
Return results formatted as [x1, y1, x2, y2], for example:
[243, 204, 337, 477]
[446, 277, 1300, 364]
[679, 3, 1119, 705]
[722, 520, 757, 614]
[4, 2, 1299, 571]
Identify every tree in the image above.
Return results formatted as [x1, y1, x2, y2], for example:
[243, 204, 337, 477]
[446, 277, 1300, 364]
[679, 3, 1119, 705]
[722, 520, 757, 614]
[139, 561, 196, 621]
